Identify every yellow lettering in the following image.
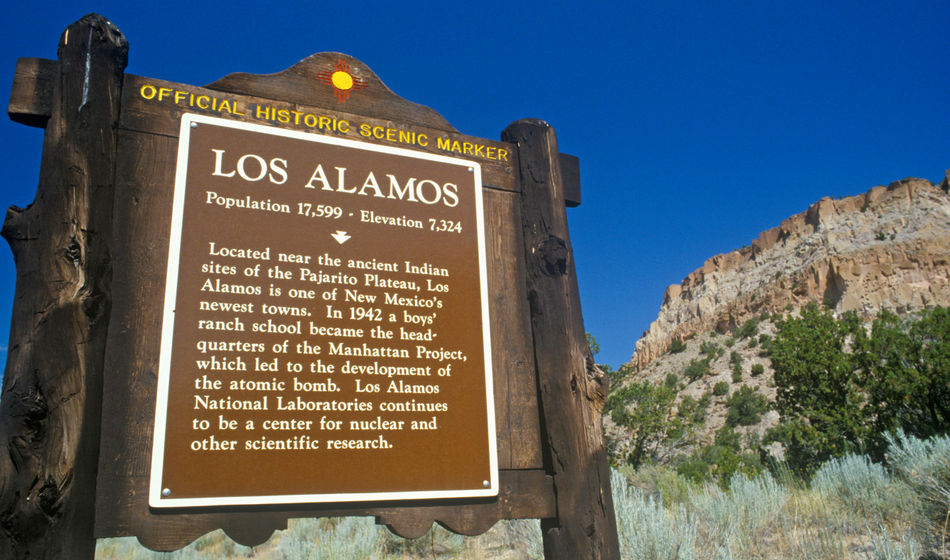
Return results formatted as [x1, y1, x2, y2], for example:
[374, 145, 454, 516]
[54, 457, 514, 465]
[157, 87, 172, 101]
[417, 133, 428, 147]
[437, 137, 451, 151]
[140, 84, 156, 100]
[498, 148, 509, 162]
[359, 123, 372, 137]
[338, 120, 349, 133]
[174, 90, 187, 104]
[196, 95, 210, 109]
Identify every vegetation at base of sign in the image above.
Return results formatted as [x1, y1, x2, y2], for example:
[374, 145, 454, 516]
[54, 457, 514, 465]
[95, 432, 948, 559]
[96, 517, 546, 559]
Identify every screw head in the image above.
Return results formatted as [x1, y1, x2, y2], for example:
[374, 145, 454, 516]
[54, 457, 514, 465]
[162, 488, 171, 497]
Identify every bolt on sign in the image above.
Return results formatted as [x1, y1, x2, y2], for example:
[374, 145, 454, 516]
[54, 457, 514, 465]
[150, 115, 496, 506]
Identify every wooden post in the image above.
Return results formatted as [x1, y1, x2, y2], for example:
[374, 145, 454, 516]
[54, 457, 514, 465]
[0, 14, 127, 559]
[503, 119, 620, 560]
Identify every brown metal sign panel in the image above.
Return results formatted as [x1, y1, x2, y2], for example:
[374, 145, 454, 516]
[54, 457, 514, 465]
[149, 114, 497, 507]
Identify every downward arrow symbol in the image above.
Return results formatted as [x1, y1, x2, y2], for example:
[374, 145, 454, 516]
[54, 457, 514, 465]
[331, 231, 351, 244]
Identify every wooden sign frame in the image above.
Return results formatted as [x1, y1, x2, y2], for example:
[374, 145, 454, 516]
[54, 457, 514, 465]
[0, 14, 618, 559]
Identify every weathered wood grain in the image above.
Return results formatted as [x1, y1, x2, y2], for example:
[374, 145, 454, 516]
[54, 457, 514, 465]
[503, 119, 619, 560]
[7, 57, 56, 127]
[0, 14, 127, 560]
[483, 189, 544, 470]
[206, 52, 457, 132]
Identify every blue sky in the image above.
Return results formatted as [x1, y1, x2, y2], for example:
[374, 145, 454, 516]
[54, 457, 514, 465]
[1, 2, 948, 369]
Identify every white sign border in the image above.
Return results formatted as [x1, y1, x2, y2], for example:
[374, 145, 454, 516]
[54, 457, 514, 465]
[149, 113, 497, 508]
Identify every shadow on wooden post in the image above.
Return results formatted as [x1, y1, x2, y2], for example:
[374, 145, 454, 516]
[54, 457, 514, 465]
[502, 119, 620, 560]
[0, 14, 127, 559]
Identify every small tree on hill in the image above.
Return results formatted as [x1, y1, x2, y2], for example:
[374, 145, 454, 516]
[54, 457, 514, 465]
[854, 307, 950, 456]
[767, 303, 870, 474]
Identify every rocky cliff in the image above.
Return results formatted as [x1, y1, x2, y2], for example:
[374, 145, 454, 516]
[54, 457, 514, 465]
[629, 174, 950, 370]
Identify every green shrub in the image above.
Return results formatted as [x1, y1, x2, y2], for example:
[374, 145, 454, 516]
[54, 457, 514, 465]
[603, 364, 632, 387]
[700, 340, 721, 358]
[729, 350, 742, 366]
[664, 372, 679, 389]
[750, 363, 764, 377]
[586, 332, 600, 356]
[676, 457, 710, 484]
[669, 339, 687, 354]
[606, 381, 681, 468]
[730, 351, 744, 381]
[713, 382, 729, 396]
[768, 305, 950, 473]
[684, 358, 710, 382]
[677, 394, 709, 424]
[736, 317, 761, 339]
[725, 385, 768, 427]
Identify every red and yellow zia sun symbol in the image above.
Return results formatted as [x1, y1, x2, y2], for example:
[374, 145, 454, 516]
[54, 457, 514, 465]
[317, 58, 367, 103]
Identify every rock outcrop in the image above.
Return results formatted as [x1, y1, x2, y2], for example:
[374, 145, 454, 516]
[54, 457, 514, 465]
[629, 174, 950, 370]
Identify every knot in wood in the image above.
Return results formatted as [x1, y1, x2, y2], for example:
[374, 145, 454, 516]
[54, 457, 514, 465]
[534, 235, 567, 276]
[64, 237, 82, 267]
[37, 475, 64, 517]
[15, 383, 49, 437]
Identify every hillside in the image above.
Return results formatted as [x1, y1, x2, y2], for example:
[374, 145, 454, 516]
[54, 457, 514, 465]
[630, 174, 950, 371]
[607, 172, 950, 472]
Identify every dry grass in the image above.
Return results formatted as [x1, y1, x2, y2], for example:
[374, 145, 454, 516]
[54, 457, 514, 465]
[97, 433, 947, 559]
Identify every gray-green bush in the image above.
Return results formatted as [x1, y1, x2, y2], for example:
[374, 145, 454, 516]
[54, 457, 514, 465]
[612, 469, 697, 560]
[811, 453, 896, 519]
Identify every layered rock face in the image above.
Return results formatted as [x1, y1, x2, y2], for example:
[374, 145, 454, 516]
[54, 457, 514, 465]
[630, 175, 950, 370]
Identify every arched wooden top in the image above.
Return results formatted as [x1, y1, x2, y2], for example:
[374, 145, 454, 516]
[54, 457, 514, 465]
[205, 52, 458, 132]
